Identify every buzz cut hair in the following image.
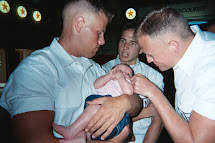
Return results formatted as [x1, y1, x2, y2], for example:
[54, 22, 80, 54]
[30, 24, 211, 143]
[135, 7, 194, 40]
[62, 0, 114, 23]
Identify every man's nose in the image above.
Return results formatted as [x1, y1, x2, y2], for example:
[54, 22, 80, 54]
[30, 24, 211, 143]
[123, 42, 130, 50]
[99, 35, 105, 45]
[146, 55, 153, 63]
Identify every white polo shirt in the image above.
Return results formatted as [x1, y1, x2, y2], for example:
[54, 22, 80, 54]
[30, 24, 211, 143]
[0, 38, 105, 138]
[173, 25, 215, 121]
[102, 55, 164, 143]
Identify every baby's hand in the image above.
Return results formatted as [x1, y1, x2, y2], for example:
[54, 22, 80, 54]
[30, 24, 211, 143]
[110, 67, 123, 80]
[109, 68, 117, 77]
[115, 71, 124, 79]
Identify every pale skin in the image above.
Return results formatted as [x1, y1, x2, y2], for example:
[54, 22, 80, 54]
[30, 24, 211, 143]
[132, 102, 163, 143]
[118, 28, 163, 143]
[131, 33, 215, 143]
[10, 2, 142, 143]
[53, 64, 134, 142]
[94, 64, 133, 95]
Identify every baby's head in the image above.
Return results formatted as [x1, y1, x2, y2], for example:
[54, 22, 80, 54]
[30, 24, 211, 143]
[112, 64, 134, 77]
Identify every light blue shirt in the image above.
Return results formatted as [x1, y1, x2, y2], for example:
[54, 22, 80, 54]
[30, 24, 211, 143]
[0, 38, 106, 138]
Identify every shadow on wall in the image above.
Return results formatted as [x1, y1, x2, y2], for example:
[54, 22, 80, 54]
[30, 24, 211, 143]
[0, 83, 13, 143]
[0, 106, 13, 143]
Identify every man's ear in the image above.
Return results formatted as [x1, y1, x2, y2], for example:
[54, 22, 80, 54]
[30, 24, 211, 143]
[75, 16, 85, 33]
[168, 40, 180, 53]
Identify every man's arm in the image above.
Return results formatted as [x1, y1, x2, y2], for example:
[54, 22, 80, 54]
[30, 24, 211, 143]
[150, 91, 215, 143]
[85, 94, 142, 140]
[12, 110, 60, 143]
[132, 74, 215, 143]
[143, 116, 163, 143]
[132, 102, 158, 122]
[132, 102, 163, 143]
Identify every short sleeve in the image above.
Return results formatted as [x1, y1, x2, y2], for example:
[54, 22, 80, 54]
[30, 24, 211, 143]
[1, 65, 55, 117]
[193, 63, 215, 120]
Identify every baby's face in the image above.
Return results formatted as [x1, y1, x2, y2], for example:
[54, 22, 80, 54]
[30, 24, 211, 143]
[114, 64, 133, 77]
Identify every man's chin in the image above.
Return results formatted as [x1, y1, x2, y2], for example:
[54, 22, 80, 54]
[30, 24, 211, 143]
[120, 56, 129, 62]
[159, 66, 171, 72]
[87, 53, 97, 59]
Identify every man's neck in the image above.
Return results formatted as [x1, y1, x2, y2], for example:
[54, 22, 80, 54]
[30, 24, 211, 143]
[120, 59, 137, 66]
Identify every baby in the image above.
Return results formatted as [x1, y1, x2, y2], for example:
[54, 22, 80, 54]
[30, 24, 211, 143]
[53, 64, 134, 143]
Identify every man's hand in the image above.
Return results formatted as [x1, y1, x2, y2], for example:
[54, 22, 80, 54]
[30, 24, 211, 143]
[132, 102, 158, 122]
[109, 68, 117, 80]
[131, 74, 162, 98]
[85, 96, 130, 140]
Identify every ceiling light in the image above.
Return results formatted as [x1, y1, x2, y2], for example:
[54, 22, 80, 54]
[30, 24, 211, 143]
[33, 11, 42, 22]
[17, 6, 27, 18]
[125, 8, 136, 20]
[0, 0, 10, 13]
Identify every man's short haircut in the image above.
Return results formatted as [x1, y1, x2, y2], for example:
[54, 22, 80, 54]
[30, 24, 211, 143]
[135, 7, 193, 40]
[63, 0, 114, 23]
[122, 22, 138, 32]
[119, 22, 138, 38]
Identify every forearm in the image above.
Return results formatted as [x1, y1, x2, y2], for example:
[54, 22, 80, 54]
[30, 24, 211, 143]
[12, 110, 60, 143]
[149, 90, 193, 143]
[118, 78, 133, 95]
[121, 94, 142, 117]
[143, 116, 163, 143]
[132, 74, 196, 143]
[94, 74, 112, 89]
[14, 133, 60, 143]
[132, 108, 150, 122]
[132, 102, 157, 122]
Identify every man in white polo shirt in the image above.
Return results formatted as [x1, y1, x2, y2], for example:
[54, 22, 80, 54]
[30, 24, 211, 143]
[132, 7, 215, 143]
[102, 22, 164, 143]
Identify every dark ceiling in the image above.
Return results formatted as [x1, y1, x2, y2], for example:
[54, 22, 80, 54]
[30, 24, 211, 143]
[128, 0, 202, 6]
[0, 0, 214, 50]
[9, 0, 208, 13]
[127, 0, 199, 7]
[26, 0, 203, 8]
[3, 0, 213, 23]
